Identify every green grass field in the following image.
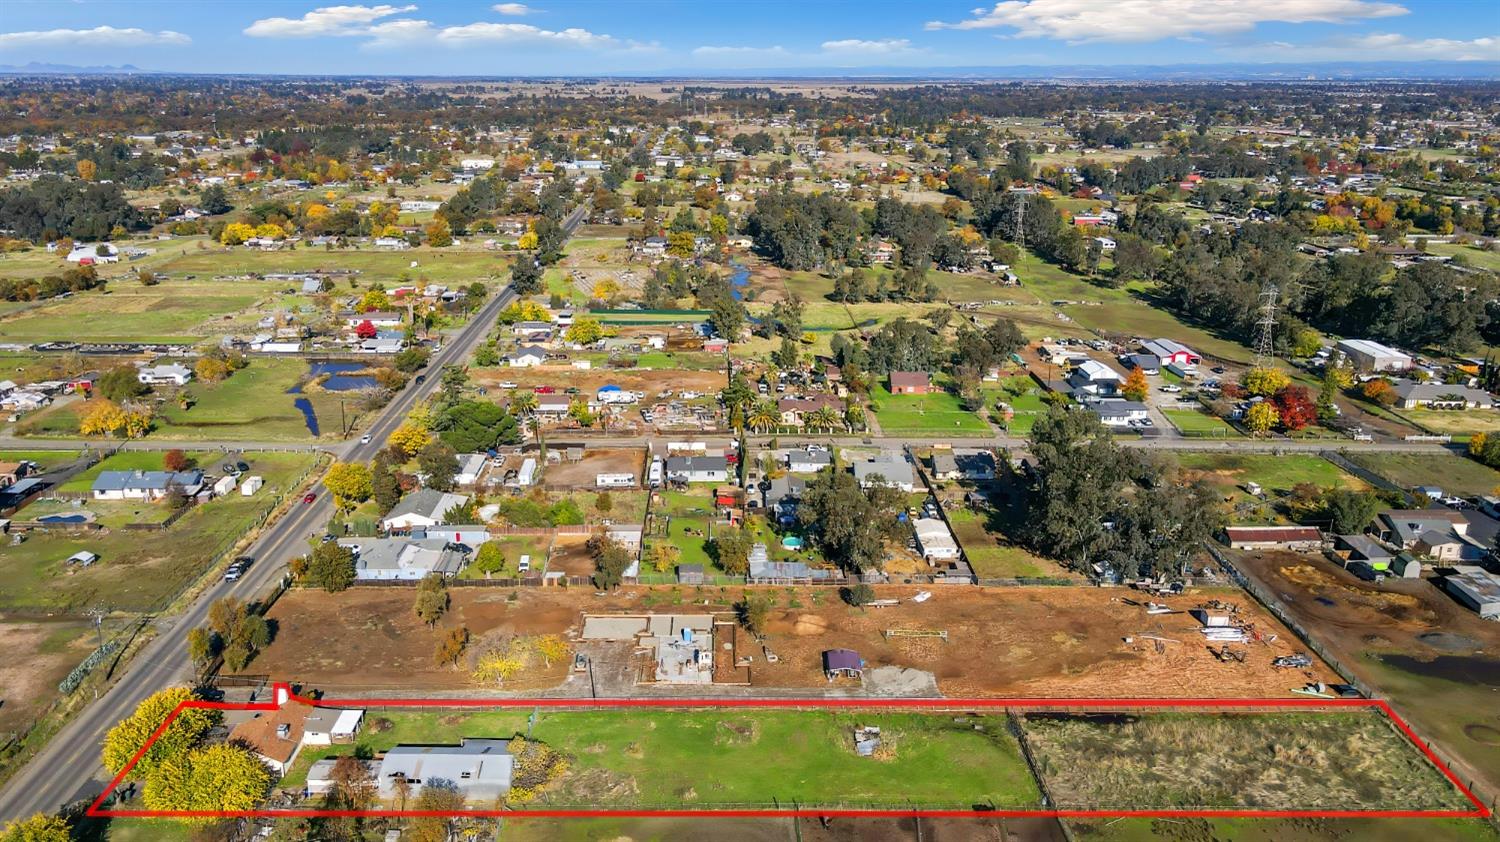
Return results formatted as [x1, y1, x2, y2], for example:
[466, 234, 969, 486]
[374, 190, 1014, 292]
[1067, 817, 1500, 842]
[646, 489, 718, 569]
[0, 448, 82, 471]
[1344, 452, 1500, 497]
[869, 384, 990, 437]
[0, 279, 286, 344]
[943, 504, 1059, 579]
[287, 708, 1040, 809]
[1175, 453, 1365, 501]
[2, 450, 319, 613]
[156, 357, 360, 440]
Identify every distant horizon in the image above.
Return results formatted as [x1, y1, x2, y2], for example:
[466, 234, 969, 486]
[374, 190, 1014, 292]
[2, 58, 1497, 82]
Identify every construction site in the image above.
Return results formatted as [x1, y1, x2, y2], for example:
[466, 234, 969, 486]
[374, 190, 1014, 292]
[237, 584, 1339, 699]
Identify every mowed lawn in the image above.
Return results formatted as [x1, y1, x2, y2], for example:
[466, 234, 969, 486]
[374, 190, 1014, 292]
[1346, 452, 1500, 498]
[1163, 408, 1243, 437]
[646, 489, 718, 569]
[0, 279, 284, 344]
[869, 385, 990, 437]
[287, 709, 1040, 809]
[2, 450, 320, 612]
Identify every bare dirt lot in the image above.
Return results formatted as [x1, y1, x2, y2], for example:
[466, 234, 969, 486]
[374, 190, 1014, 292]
[544, 448, 646, 490]
[243, 584, 1334, 699]
[473, 365, 726, 397]
[546, 534, 597, 578]
[0, 618, 95, 736]
[1231, 549, 1500, 798]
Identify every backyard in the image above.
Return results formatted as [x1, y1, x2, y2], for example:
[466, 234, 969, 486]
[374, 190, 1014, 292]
[286, 708, 1041, 810]
[869, 384, 990, 437]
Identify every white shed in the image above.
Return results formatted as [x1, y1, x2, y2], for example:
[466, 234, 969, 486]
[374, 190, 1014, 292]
[213, 475, 237, 496]
[240, 475, 264, 496]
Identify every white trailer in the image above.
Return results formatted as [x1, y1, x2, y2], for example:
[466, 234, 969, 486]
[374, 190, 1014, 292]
[595, 473, 636, 488]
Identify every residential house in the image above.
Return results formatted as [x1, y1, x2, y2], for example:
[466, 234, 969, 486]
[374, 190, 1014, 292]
[1121, 353, 1161, 374]
[381, 488, 471, 532]
[1066, 360, 1122, 396]
[777, 395, 843, 427]
[507, 346, 547, 367]
[137, 363, 193, 385]
[229, 702, 311, 776]
[454, 453, 489, 487]
[91, 469, 204, 501]
[338, 536, 467, 580]
[786, 448, 832, 473]
[345, 311, 404, 328]
[534, 394, 572, 415]
[302, 707, 364, 745]
[664, 455, 729, 484]
[1391, 382, 1494, 410]
[889, 371, 932, 395]
[1373, 509, 1487, 562]
[931, 450, 996, 481]
[1086, 399, 1149, 427]
[377, 739, 514, 801]
[853, 454, 914, 492]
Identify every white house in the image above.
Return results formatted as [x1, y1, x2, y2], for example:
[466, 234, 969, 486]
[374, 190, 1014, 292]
[339, 536, 467, 580]
[91, 469, 204, 501]
[380, 488, 471, 532]
[508, 346, 547, 367]
[137, 363, 194, 385]
[853, 455, 915, 492]
[454, 453, 488, 486]
[1066, 360, 1122, 396]
[664, 455, 729, 484]
[66, 244, 119, 264]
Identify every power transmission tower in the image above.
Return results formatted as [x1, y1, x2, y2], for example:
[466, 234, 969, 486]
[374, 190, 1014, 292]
[1253, 283, 1278, 368]
[1013, 190, 1027, 252]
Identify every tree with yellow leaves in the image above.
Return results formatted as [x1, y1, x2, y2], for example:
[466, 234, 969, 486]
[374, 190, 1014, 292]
[517, 230, 538, 250]
[591, 278, 621, 302]
[76, 159, 97, 182]
[1245, 401, 1279, 436]
[219, 222, 255, 245]
[1243, 366, 1291, 397]
[142, 743, 270, 824]
[102, 687, 219, 777]
[121, 404, 154, 439]
[194, 357, 231, 383]
[387, 422, 431, 457]
[1121, 367, 1149, 402]
[472, 646, 527, 684]
[253, 223, 286, 241]
[0, 813, 70, 842]
[79, 399, 128, 437]
[358, 287, 391, 312]
[534, 635, 570, 668]
[425, 217, 453, 247]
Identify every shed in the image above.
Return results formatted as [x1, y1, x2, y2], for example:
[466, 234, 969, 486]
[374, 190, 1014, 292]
[823, 648, 864, 680]
[1223, 526, 1321, 550]
[676, 563, 705, 585]
[213, 475, 237, 496]
[240, 475, 264, 496]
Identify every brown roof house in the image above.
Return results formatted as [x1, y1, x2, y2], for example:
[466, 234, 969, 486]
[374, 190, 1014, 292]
[229, 701, 312, 776]
[889, 371, 932, 395]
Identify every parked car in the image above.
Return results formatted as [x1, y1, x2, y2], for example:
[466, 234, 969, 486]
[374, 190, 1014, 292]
[1160, 384, 1182, 393]
[499, 381, 518, 389]
[534, 385, 556, 394]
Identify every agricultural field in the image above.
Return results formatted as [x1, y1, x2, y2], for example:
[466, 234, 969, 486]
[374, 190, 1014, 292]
[1175, 453, 1368, 524]
[1396, 408, 1500, 438]
[0, 617, 109, 739]
[0, 449, 320, 613]
[1344, 452, 1500, 498]
[0, 278, 286, 344]
[149, 240, 515, 287]
[284, 708, 1040, 810]
[868, 384, 990, 437]
[1232, 550, 1500, 801]
[1023, 710, 1472, 811]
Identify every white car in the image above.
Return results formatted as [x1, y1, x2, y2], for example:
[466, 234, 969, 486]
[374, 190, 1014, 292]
[360, 434, 372, 444]
[1160, 384, 1182, 393]
[499, 381, 518, 389]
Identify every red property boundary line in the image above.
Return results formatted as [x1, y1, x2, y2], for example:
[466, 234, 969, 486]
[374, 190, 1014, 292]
[87, 684, 1491, 821]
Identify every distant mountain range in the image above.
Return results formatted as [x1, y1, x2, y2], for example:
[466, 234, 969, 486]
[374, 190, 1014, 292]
[0, 60, 1495, 81]
[0, 62, 149, 75]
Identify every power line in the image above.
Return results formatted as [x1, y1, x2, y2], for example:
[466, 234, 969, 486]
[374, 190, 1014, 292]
[1253, 283, 1278, 368]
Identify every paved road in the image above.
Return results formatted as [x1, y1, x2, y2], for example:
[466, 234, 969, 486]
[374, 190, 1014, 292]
[0, 204, 593, 822]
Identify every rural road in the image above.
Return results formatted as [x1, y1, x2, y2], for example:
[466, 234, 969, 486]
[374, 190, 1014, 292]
[0, 204, 588, 823]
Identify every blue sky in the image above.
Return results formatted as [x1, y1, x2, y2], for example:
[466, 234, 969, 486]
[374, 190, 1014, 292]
[0, 0, 1495, 74]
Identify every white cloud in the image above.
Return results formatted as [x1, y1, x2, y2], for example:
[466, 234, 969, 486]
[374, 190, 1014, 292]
[492, 3, 537, 14]
[246, 4, 629, 50]
[925, 0, 1409, 43]
[0, 25, 190, 49]
[245, 4, 416, 38]
[1242, 32, 1500, 61]
[821, 38, 915, 54]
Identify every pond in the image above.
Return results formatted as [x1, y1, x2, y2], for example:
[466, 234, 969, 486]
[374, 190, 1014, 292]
[286, 361, 375, 435]
[729, 261, 750, 301]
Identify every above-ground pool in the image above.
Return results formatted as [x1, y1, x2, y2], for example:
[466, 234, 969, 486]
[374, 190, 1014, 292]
[782, 536, 804, 549]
